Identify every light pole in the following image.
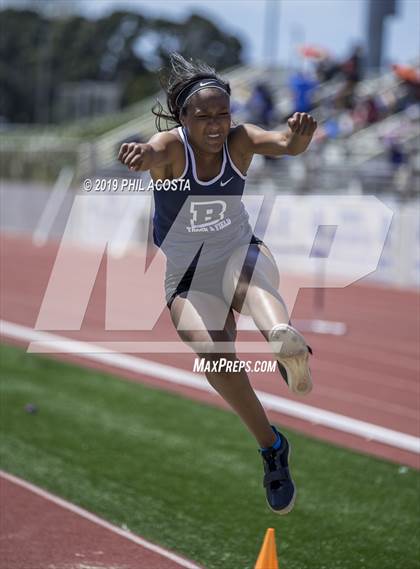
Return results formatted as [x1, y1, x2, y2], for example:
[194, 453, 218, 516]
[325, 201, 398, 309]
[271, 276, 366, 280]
[264, 0, 281, 70]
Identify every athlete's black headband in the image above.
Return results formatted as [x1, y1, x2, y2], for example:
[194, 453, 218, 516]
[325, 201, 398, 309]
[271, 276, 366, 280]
[176, 77, 229, 111]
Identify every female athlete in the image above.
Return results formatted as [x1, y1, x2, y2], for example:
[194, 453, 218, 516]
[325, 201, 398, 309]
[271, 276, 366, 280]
[118, 54, 317, 515]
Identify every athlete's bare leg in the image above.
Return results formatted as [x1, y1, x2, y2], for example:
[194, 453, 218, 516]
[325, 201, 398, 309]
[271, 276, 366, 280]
[170, 290, 276, 448]
[224, 242, 313, 395]
[223, 243, 290, 339]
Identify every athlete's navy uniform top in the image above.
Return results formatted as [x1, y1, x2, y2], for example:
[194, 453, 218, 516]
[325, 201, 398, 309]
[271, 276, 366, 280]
[153, 127, 254, 271]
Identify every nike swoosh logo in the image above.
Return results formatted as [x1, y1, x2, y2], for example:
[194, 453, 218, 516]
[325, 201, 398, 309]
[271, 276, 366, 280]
[221, 177, 233, 187]
[199, 81, 215, 87]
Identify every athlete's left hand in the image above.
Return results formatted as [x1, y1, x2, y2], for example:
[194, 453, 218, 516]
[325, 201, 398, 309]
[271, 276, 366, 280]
[287, 112, 317, 137]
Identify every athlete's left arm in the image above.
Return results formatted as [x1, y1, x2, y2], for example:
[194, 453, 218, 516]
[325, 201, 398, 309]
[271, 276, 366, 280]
[241, 113, 317, 156]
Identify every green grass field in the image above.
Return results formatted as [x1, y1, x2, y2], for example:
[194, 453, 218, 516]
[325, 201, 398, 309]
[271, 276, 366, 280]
[1, 343, 419, 569]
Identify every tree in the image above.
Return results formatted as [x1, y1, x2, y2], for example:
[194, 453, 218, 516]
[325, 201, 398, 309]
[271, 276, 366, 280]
[0, 8, 244, 124]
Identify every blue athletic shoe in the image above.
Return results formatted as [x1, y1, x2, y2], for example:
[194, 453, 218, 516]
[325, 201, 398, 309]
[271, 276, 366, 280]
[260, 429, 296, 514]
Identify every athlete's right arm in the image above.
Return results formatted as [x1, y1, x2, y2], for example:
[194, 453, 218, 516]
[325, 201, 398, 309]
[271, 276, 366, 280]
[118, 132, 179, 172]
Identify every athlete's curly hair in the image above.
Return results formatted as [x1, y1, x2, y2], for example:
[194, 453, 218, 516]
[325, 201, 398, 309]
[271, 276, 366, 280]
[152, 52, 231, 132]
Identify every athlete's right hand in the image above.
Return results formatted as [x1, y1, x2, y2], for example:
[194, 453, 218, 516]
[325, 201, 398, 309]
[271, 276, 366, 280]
[118, 142, 153, 171]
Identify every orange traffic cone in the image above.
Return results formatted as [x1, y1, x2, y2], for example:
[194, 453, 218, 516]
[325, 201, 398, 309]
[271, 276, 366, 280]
[254, 528, 279, 569]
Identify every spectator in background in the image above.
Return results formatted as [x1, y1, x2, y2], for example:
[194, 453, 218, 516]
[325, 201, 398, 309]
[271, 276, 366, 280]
[364, 96, 380, 124]
[392, 64, 420, 110]
[352, 96, 380, 129]
[388, 137, 406, 170]
[246, 83, 277, 168]
[289, 70, 318, 114]
[335, 45, 364, 110]
[316, 55, 340, 83]
[245, 83, 275, 128]
[341, 45, 364, 84]
[382, 134, 414, 200]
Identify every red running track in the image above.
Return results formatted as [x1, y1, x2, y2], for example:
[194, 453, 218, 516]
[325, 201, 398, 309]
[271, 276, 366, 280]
[1, 233, 419, 468]
[0, 235, 420, 468]
[0, 472, 203, 569]
[1, 232, 419, 568]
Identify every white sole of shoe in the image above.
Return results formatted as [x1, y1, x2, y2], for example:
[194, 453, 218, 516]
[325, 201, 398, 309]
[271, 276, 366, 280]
[269, 324, 313, 396]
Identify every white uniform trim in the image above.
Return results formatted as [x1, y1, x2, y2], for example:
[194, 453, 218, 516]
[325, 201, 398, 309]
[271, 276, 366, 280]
[226, 139, 247, 180]
[177, 126, 189, 179]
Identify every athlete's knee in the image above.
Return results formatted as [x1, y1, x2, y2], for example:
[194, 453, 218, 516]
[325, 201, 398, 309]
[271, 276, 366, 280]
[194, 336, 236, 359]
[239, 278, 282, 306]
[176, 328, 235, 358]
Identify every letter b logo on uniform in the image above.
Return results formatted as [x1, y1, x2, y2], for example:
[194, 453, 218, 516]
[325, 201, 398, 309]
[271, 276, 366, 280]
[190, 200, 226, 228]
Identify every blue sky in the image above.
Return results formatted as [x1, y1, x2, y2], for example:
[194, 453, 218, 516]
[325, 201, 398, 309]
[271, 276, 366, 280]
[6, 0, 420, 66]
[79, 0, 419, 66]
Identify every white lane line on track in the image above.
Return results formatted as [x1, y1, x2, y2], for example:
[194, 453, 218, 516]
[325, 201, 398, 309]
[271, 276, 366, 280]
[0, 471, 203, 569]
[1, 319, 419, 455]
